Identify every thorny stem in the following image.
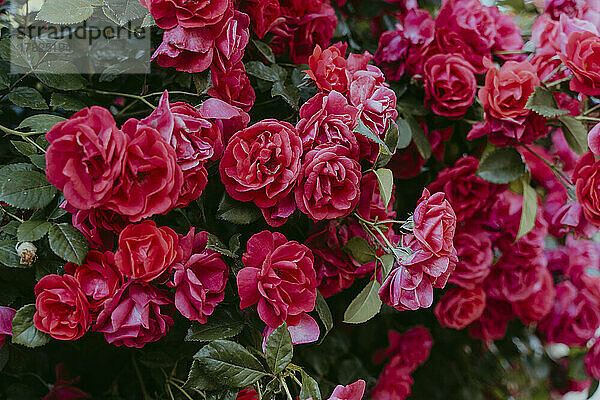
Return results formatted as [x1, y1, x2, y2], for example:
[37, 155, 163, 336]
[584, 103, 600, 116]
[0, 123, 43, 137]
[575, 116, 600, 123]
[280, 377, 294, 400]
[545, 75, 572, 88]
[0, 206, 24, 223]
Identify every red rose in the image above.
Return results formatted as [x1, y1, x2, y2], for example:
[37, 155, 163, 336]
[434, 286, 486, 330]
[139, 0, 231, 29]
[64, 250, 122, 312]
[373, 327, 433, 369]
[378, 255, 433, 312]
[486, 255, 548, 302]
[199, 97, 251, 143]
[585, 340, 600, 380]
[46, 107, 127, 210]
[296, 91, 359, 157]
[423, 53, 476, 118]
[288, 4, 337, 65]
[428, 156, 502, 222]
[236, 387, 259, 400]
[240, 0, 280, 39]
[105, 120, 183, 221]
[115, 220, 179, 283]
[63, 202, 129, 251]
[0, 306, 16, 349]
[371, 355, 414, 400]
[220, 119, 302, 211]
[448, 226, 493, 290]
[237, 231, 317, 328]
[573, 152, 600, 227]
[94, 282, 174, 348]
[34, 274, 91, 341]
[589, 123, 600, 156]
[412, 189, 456, 257]
[295, 144, 362, 220]
[469, 298, 514, 342]
[512, 267, 555, 324]
[42, 364, 91, 400]
[168, 229, 228, 322]
[213, 11, 251, 72]
[560, 31, 600, 96]
[153, 26, 216, 73]
[328, 380, 366, 400]
[306, 45, 349, 93]
[208, 61, 256, 112]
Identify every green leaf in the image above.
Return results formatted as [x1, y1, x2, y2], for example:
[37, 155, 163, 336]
[35, 61, 86, 91]
[0, 170, 56, 209]
[18, 221, 51, 242]
[315, 291, 333, 340]
[253, 39, 275, 63]
[354, 120, 391, 155]
[0, 164, 34, 182]
[404, 113, 431, 160]
[141, 13, 156, 27]
[11, 140, 38, 157]
[50, 93, 86, 111]
[0, 240, 25, 268]
[245, 61, 280, 82]
[8, 87, 47, 110]
[185, 308, 244, 342]
[271, 81, 300, 110]
[300, 370, 321, 400]
[36, 0, 94, 24]
[380, 253, 395, 280]
[192, 70, 212, 95]
[0, 72, 9, 90]
[262, 378, 282, 400]
[343, 237, 376, 264]
[559, 115, 588, 155]
[217, 194, 262, 225]
[343, 280, 382, 324]
[374, 168, 393, 208]
[587, 380, 599, 399]
[47, 223, 89, 265]
[185, 360, 219, 391]
[193, 340, 267, 388]
[11, 304, 51, 348]
[396, 118, 412, 150]
[525, 86, 569, 118]
[17, 115, 66, 132]
[265, 323, 293, 374]
[29, 154, 46, 171]
[477, 147, 526, 184]
[102, 0, 148, 25]
[517, 179, 538, 240]
[206, 234, 237, 258]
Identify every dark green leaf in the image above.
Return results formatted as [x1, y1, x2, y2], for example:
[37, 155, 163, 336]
[300, 370, 321, 400]
[11, 304, 51, 348]
[253, 39, 275, 63]
[47, 223, 89, 265]
[477, 147, 526, 184]
[271, 81, 300, 110]
[185, 308, 244, 342]
[0, 170, 56, 209]
[559, 115, 588, 155]
[354, 120, 391, 155]
[35, 61, 86, 90]
[11, 140, 38, 157]
[193, 340, 267, 388]
[185, 360, 220, 391]
[29, 154, 46, 170]
[206, 234, 237, 258]
[315, 291, 333, 340]
[265, 323, 293, 374]
[262, 378, 281, 400]
[525, 86, 569, 118]
[50, 93, 86, 111]
[343, 280, 382, 324]
[343, 237, 376, 264]
[587, 380, 599, 399]
[405, 113, 431, 160]
[36, 0, 94, 24]
[217, 194, 262, 225]
[0, 72, 9, 90]
[374, 168, 393, 208]
[17, 115, 66, 132]
[246, 61, 280, 82]
[396, 118, 412, 150]
[8, 87, 47, 110]
[380, 254, 395, 280]
[517, 179, 538, 240]
[0, 240, 25, 268]
[18, 221, 51, 242]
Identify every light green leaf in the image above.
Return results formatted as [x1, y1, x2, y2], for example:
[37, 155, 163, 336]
[36, 0, 94, 25]
[300, 370, 321, 400]
[35, 61, 86, 91]
[47, 223, 89, 265]
[374, 168, 393, 208]
[517, 178, 538, 240]
[102, 0, 148, 25]
[343, 280, 382, 324]
[17, 115, 66, 132]
[50, 93, 86, 111]
[354, 120, 391, 155]
[315, 291, 333, 340]
[185, 308, 244, 342]
[343, 237, 376, 264]
[396, 118, 412, 150]
[380, 254, 395, 280]
[525, 86, 569, 118]
[559, 115, 588, 155]
[217, 194, 262, 225]
[11, 140, 38, 157]
[404, 113, 431, 160]
[141, 13, 156, 27]
[265, 323, 293, 374]
[477, 147, 526, 184]
[11, 304, 51, 348]
[18, 221, 51, 242]
[0, 170, 56, 209]
[8, 87, 47, 110]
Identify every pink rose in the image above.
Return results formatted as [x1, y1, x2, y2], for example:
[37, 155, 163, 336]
[585, 340, 600, 380]
[139, 0, 232, 29]
[295, 144, 362, 220]
[42, 364, 91, 400]
[423, 53, 476, 118]
[573, 152, 600, 227]
[199, 97, 250, 143]
[327, 380, 366, 400]
[63, 202, 129, 251]
[469, 298, 514, 342]
[46, 107, 127, 210]
[94, 282, 174, 348]
[153, 26, 216, 73]
[489, 6, 524, 61]
[434, 286, 486, 330]
[588, 123, 600, 156]
[357, 171, 396, 223]
[213, 11, 251, 72]
[560, 31, 600, 96]
[168, 229, 228, 323]
[373, 327, 433, 369]
[296, 91, 359, 157]
[532, 15, 562, 56]
[512, 267, 555, 324]
[237, 231, 317, 329]
[289, 4, 337, 65]
[0, 306, 16, 349]
[208, 61, 256, 112]
[412, 189, 456, 257]
[449, 226, 493, 290]
[105, 120, 183, 221]
[306, 45, 349, 93]
[371, 355, 414, 400]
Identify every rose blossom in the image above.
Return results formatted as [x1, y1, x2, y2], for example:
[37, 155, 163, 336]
[371, 355, 414, 400]
[115, 220, 179, 283]
[34, 274, 91, 341]
[213, 11, 251, 72]
[585, 341, 600, 380]
[295, 144, 362, 220]
[512, 267, 556, 324]
[423, 54, 476, 118]
[153, 26, 216, 73]
[139, 0, 231, 29]
[64, 250, 122, 312]
[105, 120, 182, 221]
[469, 298, 514, 342]
[46, 107, 127, 210]
[434, 287, 486, 330]
[199, 97, 251, 143]
[412, 189, 456, 257]
[168, 228, 228, 323]
[560, 31, 600, 96]
[449, 226, 493, 290]
[326, 380, 366, 400]
[489, 7, 524, 61]
[0, 306, 16, 349]
[357, 171, 396, 223]
[208, 61, 256, 112]
[239, 0, 280, 39]
[94, 282, 174, 348]
[220, 119, 302, 213]
[288, 4, 337, 65]
[588, 123, 600, 156]
[307, 45, 348, 93]
[573, 152, 600, 227]
[42, 364, 91, 400]
[237, 231, 317, 329]
[296, 91, 359, 156]
[373, 327, 433, 368]
[236, 387, 259, 400]
[63, 202, 129, 251]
